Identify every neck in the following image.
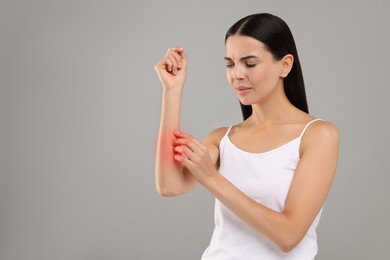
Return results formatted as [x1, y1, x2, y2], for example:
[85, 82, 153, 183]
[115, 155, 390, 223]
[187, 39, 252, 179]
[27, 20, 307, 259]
[247, 84, 298, 126]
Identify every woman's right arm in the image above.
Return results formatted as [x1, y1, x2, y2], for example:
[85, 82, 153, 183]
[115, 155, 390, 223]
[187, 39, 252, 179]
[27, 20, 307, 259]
[154, 46, 200, 196]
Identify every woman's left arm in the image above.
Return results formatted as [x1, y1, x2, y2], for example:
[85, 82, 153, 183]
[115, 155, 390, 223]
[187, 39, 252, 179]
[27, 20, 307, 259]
[173, 121, 339, 253]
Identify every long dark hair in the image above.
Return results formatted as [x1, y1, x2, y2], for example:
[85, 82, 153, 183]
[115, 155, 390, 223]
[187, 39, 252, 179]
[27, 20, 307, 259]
[225, 13, 309, 120]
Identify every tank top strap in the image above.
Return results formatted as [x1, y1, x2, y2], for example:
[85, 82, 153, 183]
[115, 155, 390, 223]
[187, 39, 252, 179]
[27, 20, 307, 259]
[224, 125, 234, 137]
[298, 118, 324, 139]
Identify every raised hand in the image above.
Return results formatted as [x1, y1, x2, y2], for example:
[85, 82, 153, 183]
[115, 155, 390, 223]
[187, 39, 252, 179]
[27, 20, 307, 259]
[154, 46, 187, 90]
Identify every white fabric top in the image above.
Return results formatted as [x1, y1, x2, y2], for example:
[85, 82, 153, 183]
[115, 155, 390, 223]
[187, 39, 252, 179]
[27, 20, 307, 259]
[202, 119, 324, 260]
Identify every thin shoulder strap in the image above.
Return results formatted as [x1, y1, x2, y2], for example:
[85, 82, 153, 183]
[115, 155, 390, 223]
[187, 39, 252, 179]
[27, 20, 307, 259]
[299, 118, 324, 139]
[225, 125, 234, 137]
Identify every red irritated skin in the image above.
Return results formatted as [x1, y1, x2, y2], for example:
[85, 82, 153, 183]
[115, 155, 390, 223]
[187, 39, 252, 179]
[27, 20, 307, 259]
[172, 130, 219, 187]
[155, 131, 178, 166]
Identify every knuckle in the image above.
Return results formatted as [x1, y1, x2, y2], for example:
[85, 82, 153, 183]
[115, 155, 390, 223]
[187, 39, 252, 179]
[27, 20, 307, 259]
[173, 52, 181, 59]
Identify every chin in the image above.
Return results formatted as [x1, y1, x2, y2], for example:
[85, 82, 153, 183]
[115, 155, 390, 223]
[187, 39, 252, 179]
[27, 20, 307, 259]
[238, 98, 254, 106]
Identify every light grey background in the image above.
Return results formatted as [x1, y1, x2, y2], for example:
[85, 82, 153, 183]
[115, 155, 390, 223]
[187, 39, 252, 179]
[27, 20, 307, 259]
[1, 0, 389, 259]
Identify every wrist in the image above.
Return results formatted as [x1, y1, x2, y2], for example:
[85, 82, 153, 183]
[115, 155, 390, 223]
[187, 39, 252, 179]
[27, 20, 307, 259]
[205, 171, 224, 194]
[163, 86, 184, 95]
[162, 87, 183, 100]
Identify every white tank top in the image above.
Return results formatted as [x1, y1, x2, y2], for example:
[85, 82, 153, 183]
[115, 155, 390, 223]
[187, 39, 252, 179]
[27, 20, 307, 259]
[202, 119, 324, 260]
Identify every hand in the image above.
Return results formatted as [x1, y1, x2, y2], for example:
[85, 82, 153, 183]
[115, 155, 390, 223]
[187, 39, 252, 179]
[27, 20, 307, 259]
[154, 46, 187, 90]
[173, 130, 218, 186]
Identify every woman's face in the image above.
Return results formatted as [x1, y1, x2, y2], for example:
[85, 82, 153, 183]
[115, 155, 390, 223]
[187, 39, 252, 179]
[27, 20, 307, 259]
[225, 35, 285, 106]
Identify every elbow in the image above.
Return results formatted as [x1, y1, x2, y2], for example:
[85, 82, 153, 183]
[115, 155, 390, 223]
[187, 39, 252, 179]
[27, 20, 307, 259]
[279, 242, 298, 253]
[156, 185, 180, 197]
[155, 173, 180, 197]
[277, 236, 303, 253]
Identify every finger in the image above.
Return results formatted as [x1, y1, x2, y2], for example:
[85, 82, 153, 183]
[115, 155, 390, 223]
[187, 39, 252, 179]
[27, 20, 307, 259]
[174, 131, 201, 150]
[173, 145, 183, 155]
[177, 49, 187, 65]
[173, 142, 195, 158]
[174, 130, 192, 139]
[168, 47, 186, 68]
[170, 51, 183, 69]
[169, 46, 184, 55]
[165, 56, 178, 75]
[174, 138, 197, 153]
[174, 131, 204, 150]
[174, 154, 194, 169]
[155, 58, 168, 72]
[181, 144, 195, 160]
[162, 56, 173, 73]
[168, 46, 184, 54]
[174, 136, 203, 153]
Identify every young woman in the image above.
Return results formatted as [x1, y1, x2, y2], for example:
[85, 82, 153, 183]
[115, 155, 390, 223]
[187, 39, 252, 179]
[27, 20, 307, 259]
[154, 13, 339, 260]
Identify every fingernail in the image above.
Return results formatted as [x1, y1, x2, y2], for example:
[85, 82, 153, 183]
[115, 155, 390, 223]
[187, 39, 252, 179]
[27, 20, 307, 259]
[174, 130, 180, 135]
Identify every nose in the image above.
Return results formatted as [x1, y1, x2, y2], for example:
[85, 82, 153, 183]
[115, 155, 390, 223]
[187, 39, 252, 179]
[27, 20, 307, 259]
[232, 64, 245, 80]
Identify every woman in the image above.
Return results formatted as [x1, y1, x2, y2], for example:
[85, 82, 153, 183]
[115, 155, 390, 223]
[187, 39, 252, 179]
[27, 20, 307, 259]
[154, 13, 339, 259]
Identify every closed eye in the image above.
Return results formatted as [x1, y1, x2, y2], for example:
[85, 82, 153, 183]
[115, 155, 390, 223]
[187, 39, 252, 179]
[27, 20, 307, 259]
[224, 55, 259, 69]
[225, 62, 257, 69]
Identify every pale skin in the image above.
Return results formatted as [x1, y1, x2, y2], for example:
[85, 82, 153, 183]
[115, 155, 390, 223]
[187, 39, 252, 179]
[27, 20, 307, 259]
[154, 35, 339, 252]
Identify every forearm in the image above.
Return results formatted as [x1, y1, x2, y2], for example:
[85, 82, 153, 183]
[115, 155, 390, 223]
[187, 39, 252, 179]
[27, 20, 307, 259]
[155, 89, 186, 195]
[208, 174, 304, 252]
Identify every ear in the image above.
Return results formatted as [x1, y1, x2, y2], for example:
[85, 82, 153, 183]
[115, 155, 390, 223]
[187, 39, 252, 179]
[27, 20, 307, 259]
[280, 54, 294, 78]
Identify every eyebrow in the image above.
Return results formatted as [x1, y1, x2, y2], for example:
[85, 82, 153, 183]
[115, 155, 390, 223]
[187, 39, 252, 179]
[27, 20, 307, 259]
[224, 55, 259, 61]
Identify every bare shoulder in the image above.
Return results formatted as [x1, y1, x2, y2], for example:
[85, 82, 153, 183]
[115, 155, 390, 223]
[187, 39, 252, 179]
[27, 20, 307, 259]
[307, 120, 339, 139]
[203, 126, 230, 146]
[301, 120, 339, 153]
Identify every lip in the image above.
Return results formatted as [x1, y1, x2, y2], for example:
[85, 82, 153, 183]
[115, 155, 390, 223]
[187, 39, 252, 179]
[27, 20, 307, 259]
[236, 86, 252, 95]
